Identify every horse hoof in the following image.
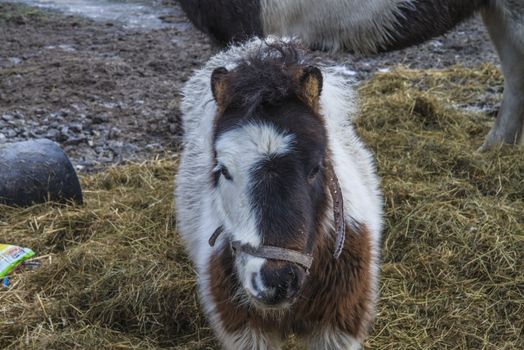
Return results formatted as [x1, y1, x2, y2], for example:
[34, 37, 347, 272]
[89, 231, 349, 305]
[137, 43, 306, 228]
[0, 139, 83, 207]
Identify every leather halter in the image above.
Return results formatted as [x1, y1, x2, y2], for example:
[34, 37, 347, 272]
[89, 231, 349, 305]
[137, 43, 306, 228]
[208, 159, 346, 268]
[326, 160, 346, 259]
[231, 240, 313, 270]
[209, 226, 314, 270]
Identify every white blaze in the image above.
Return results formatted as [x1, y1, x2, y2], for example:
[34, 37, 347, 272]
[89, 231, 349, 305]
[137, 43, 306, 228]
[214, 122, 294, 295]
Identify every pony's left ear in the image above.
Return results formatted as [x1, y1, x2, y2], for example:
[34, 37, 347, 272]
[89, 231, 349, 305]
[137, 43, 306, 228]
[298, 66, 323, 111]
[211, 67, 229, 109]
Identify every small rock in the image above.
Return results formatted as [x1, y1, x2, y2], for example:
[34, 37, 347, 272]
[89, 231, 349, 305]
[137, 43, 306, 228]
[91, 114, 109, 124]
[50, 112, 63, 120]
[1, 114, 14, 122]
[8, 57, 22, 65]
[145, 143, 161, 151]
[60, 126, 70, 135]
[64, 136, 87, 146]
[99, 155, 114, 163]
[7, 119, 22, 127]
[107, 127, 121, 139]
[109, 141, 138, 157]
[69, 123, 83, 133]
[34, 108, 47, 116]
[58, 44, 76, 52]
[46, 129, 60, 140]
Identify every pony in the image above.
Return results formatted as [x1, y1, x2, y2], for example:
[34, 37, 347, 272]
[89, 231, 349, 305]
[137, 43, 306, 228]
[174, 38, 383, 349]
[178, 0, 524, 150]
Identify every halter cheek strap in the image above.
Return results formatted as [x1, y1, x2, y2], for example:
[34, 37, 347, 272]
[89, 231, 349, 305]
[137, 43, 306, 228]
[208, 226, 224, 247]
[326, 160, 346, 259]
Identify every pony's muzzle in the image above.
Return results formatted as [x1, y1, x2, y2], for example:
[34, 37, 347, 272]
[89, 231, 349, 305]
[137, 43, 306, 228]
[249, 260, 307, 307]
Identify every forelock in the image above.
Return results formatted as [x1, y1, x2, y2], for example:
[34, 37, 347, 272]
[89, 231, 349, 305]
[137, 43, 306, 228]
[215, 123, 294, 169]
[221, 41, 309, 113]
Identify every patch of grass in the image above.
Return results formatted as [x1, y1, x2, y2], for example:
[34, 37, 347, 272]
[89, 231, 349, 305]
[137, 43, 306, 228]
[1, 65, 522, 349]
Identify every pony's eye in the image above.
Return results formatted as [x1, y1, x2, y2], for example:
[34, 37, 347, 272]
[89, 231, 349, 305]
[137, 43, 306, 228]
[221, 166, 233, 181]
[308, 165, 321, 180]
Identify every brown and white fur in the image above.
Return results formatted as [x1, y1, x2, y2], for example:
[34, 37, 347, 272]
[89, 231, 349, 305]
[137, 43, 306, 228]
[179, 0, 524, 150]
[174, 38, 383, 349]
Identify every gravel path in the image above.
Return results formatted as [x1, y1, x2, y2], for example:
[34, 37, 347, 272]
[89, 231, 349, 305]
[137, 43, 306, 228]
[0, 2, 498, 171]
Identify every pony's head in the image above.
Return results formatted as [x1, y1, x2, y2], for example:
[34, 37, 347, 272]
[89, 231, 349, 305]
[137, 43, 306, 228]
[209, 43, 345, 310]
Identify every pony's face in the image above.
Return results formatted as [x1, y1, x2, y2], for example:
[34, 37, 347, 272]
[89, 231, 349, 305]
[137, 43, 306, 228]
[210, 64, 328, 309]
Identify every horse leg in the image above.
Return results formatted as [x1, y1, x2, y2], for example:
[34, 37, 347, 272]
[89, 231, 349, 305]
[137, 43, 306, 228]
[480, 4, 524, 149]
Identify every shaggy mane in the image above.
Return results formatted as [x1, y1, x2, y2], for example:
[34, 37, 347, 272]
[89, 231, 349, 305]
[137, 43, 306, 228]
[224, 41, 310, 112]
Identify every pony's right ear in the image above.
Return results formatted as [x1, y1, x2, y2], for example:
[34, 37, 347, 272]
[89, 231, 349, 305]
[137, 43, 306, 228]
[211, 67, 229, 109]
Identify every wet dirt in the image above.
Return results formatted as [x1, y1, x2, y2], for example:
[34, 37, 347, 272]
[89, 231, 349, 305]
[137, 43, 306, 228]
[0, 2, 213, 171]
[3, 0, 190, 30]
[0, 2, 498, 171]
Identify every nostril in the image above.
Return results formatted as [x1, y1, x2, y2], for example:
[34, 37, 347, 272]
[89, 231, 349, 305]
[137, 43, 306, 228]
[286, 270, 300, 298]
[253, 263, 307, 306]
[287, 283, 297, 299]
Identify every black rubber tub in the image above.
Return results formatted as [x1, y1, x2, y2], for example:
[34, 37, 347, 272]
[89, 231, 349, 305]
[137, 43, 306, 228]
[0, 139, 83, 207]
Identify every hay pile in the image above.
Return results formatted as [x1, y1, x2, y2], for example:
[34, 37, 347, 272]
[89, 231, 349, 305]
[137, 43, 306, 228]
[357, 64, 523, 349]
[0, 161, 213, 349]
[1, 64, 522, 349]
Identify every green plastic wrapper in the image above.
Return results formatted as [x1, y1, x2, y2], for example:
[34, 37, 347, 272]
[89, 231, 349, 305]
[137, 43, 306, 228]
[0, 244, 35, 278]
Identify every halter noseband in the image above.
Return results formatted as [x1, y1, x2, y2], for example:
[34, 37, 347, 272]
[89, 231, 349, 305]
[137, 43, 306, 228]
[209, 227, 314, 270]
[231, 240, 314, 270]
[208, 160, 346, 269]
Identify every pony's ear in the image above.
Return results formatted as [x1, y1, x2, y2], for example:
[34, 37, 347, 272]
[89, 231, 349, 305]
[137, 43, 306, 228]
[211, 67, 229, 109]
[298, 66, 323, 111]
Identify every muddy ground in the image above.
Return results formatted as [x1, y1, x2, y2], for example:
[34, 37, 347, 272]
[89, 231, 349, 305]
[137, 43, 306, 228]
[0, 2, 499, 171]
